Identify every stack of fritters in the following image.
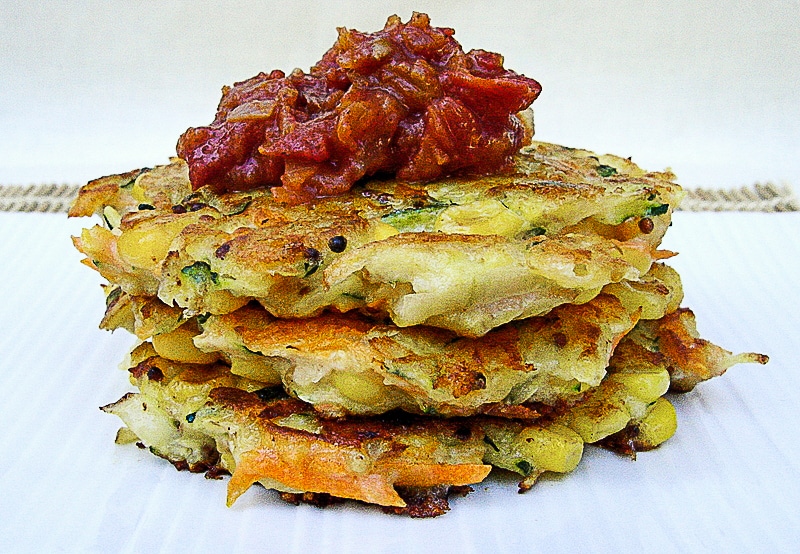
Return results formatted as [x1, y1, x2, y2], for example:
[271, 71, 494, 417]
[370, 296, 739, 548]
[70, 141, 766, 516]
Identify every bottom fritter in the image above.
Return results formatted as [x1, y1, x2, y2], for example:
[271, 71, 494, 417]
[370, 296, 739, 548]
[102, 351, 666, 515]
[101, 307, 766, 517]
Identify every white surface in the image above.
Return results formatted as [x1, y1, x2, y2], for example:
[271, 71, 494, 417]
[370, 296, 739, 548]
[0, 211, 798, 553]
[1, 0, 799, 190]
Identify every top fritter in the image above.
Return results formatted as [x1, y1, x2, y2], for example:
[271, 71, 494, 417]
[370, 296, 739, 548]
[176, 13, 541, 203]
[69, 141, 683, 337]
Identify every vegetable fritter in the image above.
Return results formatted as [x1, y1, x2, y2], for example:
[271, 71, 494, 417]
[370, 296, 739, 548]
[102, 342, 687, 515]
[98, 262, 684, 418]
[71, 141, 683, 337]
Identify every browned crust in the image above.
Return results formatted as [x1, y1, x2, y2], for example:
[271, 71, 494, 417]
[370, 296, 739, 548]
[611, 307, 769, 392]
[209, 387, 482, 448]
[68, 168, 145, 217]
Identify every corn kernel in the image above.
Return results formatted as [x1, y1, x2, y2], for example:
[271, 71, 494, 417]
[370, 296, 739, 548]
[152, 325, 220, 365]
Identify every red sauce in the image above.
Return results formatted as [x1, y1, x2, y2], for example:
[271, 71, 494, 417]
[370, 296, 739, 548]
[177, 13, 542, 203]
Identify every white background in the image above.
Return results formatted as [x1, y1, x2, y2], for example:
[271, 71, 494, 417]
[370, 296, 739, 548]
[1, 0, 798, 190]
[1, 2, 799, 552]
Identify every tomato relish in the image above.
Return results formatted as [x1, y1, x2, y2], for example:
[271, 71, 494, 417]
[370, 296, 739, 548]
[177, 13, 542, 203]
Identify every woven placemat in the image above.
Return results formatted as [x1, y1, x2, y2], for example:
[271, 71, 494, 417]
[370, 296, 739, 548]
[0, 184, 83, 214]
[679, 182, 798, 212]
[0, 181, 797, 213]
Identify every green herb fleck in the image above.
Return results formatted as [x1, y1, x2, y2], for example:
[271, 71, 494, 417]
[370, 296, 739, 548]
[226, 199, 252, 215]
[651, 336, 661, 352]
[302, 247, 322, 277]
[597, 164, 618, 177]
[181, 261, 219, 286]
[119, 177, 137, 190]
[483, 435, 500, 452]
[380, 204, 449, 232]
[383, 363, 408, 379]
[105, 287, 123, 308]
[243, 345, 263, 356]
[516, 460, 533, 475]
[645, 204, 669, 216]
[101, 209, 119, 230]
